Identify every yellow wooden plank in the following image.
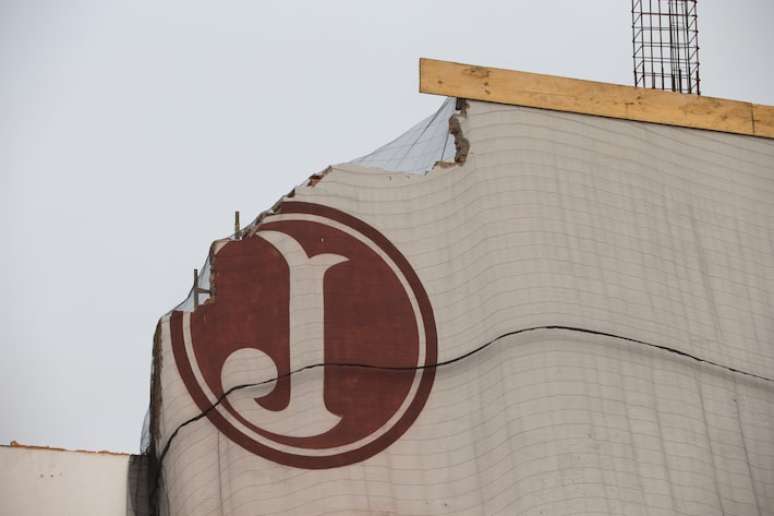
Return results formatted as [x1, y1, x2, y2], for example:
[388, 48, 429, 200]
[420, 58, 774, 140]
[753, 104, 774, 139]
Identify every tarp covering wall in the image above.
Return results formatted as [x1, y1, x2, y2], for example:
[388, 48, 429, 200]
[147, 100, 774, 515]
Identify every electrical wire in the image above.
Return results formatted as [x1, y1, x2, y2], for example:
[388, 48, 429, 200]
[149, 324, 774, 506]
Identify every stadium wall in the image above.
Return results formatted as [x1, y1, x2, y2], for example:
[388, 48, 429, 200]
[150, 99, 774, 515]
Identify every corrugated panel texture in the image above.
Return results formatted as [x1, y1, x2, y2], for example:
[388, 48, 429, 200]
[154, 101, 774, 515]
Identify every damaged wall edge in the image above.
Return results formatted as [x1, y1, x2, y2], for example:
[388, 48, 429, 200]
[449, 98, 470, 165]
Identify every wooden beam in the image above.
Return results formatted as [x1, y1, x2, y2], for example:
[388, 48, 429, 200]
[419, 58, 774, 140]
[753, 104, 774, 139]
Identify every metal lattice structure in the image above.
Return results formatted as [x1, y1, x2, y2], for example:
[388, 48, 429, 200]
[632, 0, 700, 94]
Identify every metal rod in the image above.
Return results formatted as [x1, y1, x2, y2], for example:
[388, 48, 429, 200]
[683, 0, 693, 93]
[657, 0, 664, 89]
[633, 0, 699, 95]
[648, 0, 654, 87]
[193, 268, 199, 309]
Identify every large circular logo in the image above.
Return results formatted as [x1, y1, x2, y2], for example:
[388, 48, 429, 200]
[170, 201, 437, 468]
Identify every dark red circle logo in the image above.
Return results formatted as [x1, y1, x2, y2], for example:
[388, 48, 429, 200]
[170, 201, 437, 468]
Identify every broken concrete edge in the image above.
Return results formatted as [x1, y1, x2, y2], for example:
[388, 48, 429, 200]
[177, 96, 474, 317]
[450, 98, 470, 165]
[185, 184, 301, 314]
[429, 97, 470, 172]
[449, 118, 469, 165]
[306, 166, 333, 188]
[4, 440, 134, 457]
[147, 319, 164, 459]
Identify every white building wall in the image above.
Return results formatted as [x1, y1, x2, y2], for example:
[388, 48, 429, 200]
[152, 102, 774, 515]
[0, 445, 131, 516]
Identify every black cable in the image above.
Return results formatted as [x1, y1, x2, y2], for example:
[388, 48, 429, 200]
[150, 324, 774, 505]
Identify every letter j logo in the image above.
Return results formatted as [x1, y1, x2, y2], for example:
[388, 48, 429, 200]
[170, 202, 437, 469]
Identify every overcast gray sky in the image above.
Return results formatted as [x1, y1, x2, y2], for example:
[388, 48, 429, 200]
[2, 1, 773, 454]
